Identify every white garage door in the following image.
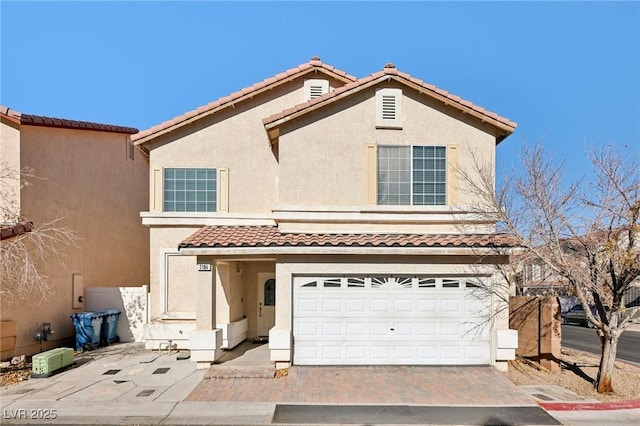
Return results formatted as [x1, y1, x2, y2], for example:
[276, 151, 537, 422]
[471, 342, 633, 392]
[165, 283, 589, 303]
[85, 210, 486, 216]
[293, 276, 492, 365]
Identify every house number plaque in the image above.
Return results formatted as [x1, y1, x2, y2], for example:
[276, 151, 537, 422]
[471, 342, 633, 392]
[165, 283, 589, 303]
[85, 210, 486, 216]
[197, 263, 212, 271]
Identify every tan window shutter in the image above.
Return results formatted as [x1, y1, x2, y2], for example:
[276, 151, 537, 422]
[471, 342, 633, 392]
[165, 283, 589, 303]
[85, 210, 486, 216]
[217, 167, 229, 212]
[153, 169, 162, 211]
[447, 145, 459, 206]
[365, 143, 377, 204]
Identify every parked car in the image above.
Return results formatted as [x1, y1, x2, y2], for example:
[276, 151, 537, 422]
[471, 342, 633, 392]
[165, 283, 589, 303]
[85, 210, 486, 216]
[561, 304, 599, 328]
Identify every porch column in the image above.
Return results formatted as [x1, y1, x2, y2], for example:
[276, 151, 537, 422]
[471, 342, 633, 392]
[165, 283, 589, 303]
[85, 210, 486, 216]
[189, 255, 222, 368]
[269, 260, 292, 367]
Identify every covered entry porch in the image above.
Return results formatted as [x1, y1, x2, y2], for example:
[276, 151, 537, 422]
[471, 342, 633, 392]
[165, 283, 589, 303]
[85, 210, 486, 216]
[187, 256, 276, 367]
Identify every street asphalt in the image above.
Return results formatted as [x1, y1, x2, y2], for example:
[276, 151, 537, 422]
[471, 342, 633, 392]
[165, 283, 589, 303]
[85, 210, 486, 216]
[0, 340, 639, 425]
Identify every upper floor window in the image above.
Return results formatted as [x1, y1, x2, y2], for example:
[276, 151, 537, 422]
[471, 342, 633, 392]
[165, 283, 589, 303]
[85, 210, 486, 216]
[375, 88, 403, 129]
[304, 79, 329, 101]
[164, 168, 217, 212]
[377, 146, 446, 206]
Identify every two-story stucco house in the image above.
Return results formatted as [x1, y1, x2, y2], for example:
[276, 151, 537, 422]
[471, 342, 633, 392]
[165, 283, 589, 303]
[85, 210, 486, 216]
[0, 106, 149, 359]
[133, 57, 518, 370]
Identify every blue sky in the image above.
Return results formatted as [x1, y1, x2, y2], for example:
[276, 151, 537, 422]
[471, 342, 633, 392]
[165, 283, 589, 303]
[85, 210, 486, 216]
[1, 1, 638, 183]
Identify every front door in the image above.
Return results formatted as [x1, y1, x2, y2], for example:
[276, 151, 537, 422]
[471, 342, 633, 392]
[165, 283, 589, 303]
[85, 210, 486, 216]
[256, 273, 276, 337]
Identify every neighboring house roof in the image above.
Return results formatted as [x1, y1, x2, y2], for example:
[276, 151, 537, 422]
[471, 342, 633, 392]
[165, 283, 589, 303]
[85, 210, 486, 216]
[179, 225, 517, 249]
[132, 56, 357, 145]
[0, 221, 34, 241]
[263, 63, 517, 143]
[0, 105, 138, 134]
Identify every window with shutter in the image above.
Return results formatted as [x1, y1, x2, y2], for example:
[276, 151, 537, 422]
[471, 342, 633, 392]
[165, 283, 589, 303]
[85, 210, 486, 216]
[375, 88, 402, 128]
[377, 145, 447, 206]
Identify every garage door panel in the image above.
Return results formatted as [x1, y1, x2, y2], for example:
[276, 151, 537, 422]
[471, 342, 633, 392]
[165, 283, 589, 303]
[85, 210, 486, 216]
[417, 322, 438, 337]
[296, 298, 319, 315]
[370, 298, 391, 312]
[322, 322, 342, 337]
[322, 298, 343, 312]
[293, 275, 491, 365]
[296, 321, 319, 338]
[345, 321, 366, 337]
[370, 321, 391, 336]
[370, 345, 392, 361]
[441, 298, 463, 313]
[393, 298, 414, 312]
[346, 298, 366, 312]
[417, 299, 437, 311]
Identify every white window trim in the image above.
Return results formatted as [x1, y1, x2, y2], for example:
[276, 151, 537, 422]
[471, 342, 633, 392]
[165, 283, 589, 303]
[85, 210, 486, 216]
[375, 88, 403, 129]
[304, 79, 329, 101]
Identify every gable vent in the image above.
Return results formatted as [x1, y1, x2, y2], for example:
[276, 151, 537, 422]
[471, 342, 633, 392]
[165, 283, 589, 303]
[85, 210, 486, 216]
[376, 88, 403, 129]
[309, 85, 325, 99]
[382, 95, 396, 120]
[304, 79, 329, 101]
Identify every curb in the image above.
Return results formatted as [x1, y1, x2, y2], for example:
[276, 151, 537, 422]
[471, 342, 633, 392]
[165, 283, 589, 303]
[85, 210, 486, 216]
[540, 398, 640, 411]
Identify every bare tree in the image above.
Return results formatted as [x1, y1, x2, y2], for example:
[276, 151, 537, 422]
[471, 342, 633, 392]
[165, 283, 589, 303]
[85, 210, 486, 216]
[461, 143, 639, 393]
[0, 163, 78, 304]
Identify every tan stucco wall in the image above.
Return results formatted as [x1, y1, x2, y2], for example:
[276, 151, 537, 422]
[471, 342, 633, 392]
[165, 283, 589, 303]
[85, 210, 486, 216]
[0, 125, 149, 358]
[148, 226, 201, 321]
[0, 120, 21, 223]
[277, 82, 497, 210]
[146, 76, 347, 215]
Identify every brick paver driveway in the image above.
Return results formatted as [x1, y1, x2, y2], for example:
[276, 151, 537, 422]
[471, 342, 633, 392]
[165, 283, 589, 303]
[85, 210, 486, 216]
[186, 366, 536, 406]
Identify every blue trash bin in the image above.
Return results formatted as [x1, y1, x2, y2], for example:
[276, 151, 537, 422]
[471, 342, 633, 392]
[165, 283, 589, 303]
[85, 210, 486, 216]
[70, 312, 103, 351]
[98, 309, 120, 345]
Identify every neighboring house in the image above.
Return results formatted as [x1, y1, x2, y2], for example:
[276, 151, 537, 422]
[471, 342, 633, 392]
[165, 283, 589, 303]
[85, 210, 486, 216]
[0, 106, 149, 359]
[132, 57, 519, 370]
[515, 239, 640, 306]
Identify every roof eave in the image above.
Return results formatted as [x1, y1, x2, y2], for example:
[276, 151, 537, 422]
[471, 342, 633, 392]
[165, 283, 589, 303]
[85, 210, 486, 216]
[263, 74, 517, 143]
[133, 66, 357, 147]
[179, 245, 511, 256]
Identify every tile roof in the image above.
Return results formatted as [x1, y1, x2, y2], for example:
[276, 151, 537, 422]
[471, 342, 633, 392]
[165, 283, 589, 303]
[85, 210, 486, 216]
[0, 221, 34, 241]
[132, 56, 357, 144]
[263, 63, 517, 137]
[0, 105, 138, 134]
[179, 225, 517, 249]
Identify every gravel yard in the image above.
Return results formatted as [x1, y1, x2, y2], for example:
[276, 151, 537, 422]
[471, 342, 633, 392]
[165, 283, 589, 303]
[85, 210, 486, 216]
[504, 348, 640, 402]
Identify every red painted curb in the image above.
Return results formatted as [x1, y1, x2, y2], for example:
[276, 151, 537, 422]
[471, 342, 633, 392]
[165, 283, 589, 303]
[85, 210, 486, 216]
[540, 399, 640, 411]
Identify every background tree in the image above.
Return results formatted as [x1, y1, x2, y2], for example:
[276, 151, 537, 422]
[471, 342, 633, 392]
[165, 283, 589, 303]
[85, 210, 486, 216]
[462, 143, 639, 393]
[0, 164, 77, 303]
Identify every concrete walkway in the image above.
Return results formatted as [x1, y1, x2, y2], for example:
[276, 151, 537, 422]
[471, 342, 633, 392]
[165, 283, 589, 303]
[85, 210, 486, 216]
[1, 341, 639, 425]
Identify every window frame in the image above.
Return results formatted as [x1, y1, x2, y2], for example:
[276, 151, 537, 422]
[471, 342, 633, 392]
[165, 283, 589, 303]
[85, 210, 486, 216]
[163, 167, 218, 213]
[376, 145, 447, 206]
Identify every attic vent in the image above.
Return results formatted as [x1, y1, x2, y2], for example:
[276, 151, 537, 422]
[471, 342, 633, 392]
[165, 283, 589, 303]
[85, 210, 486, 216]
[381, 95, 396, 120]
[304, 79, 329, 101]
[309, 85, 325, 99]
[375, 88, 403, 129]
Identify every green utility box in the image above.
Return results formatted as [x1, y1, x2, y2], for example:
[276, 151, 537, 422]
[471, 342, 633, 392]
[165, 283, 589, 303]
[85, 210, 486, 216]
[32, 347, 74, 376]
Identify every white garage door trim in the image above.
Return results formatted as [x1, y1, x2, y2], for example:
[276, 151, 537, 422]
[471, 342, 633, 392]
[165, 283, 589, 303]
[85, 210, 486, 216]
[293, 275, 492, 365]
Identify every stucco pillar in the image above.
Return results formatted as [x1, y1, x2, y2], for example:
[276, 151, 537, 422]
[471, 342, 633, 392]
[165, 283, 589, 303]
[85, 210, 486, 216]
[189, 255, 222, 368]
[269, 260, 292, 367]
